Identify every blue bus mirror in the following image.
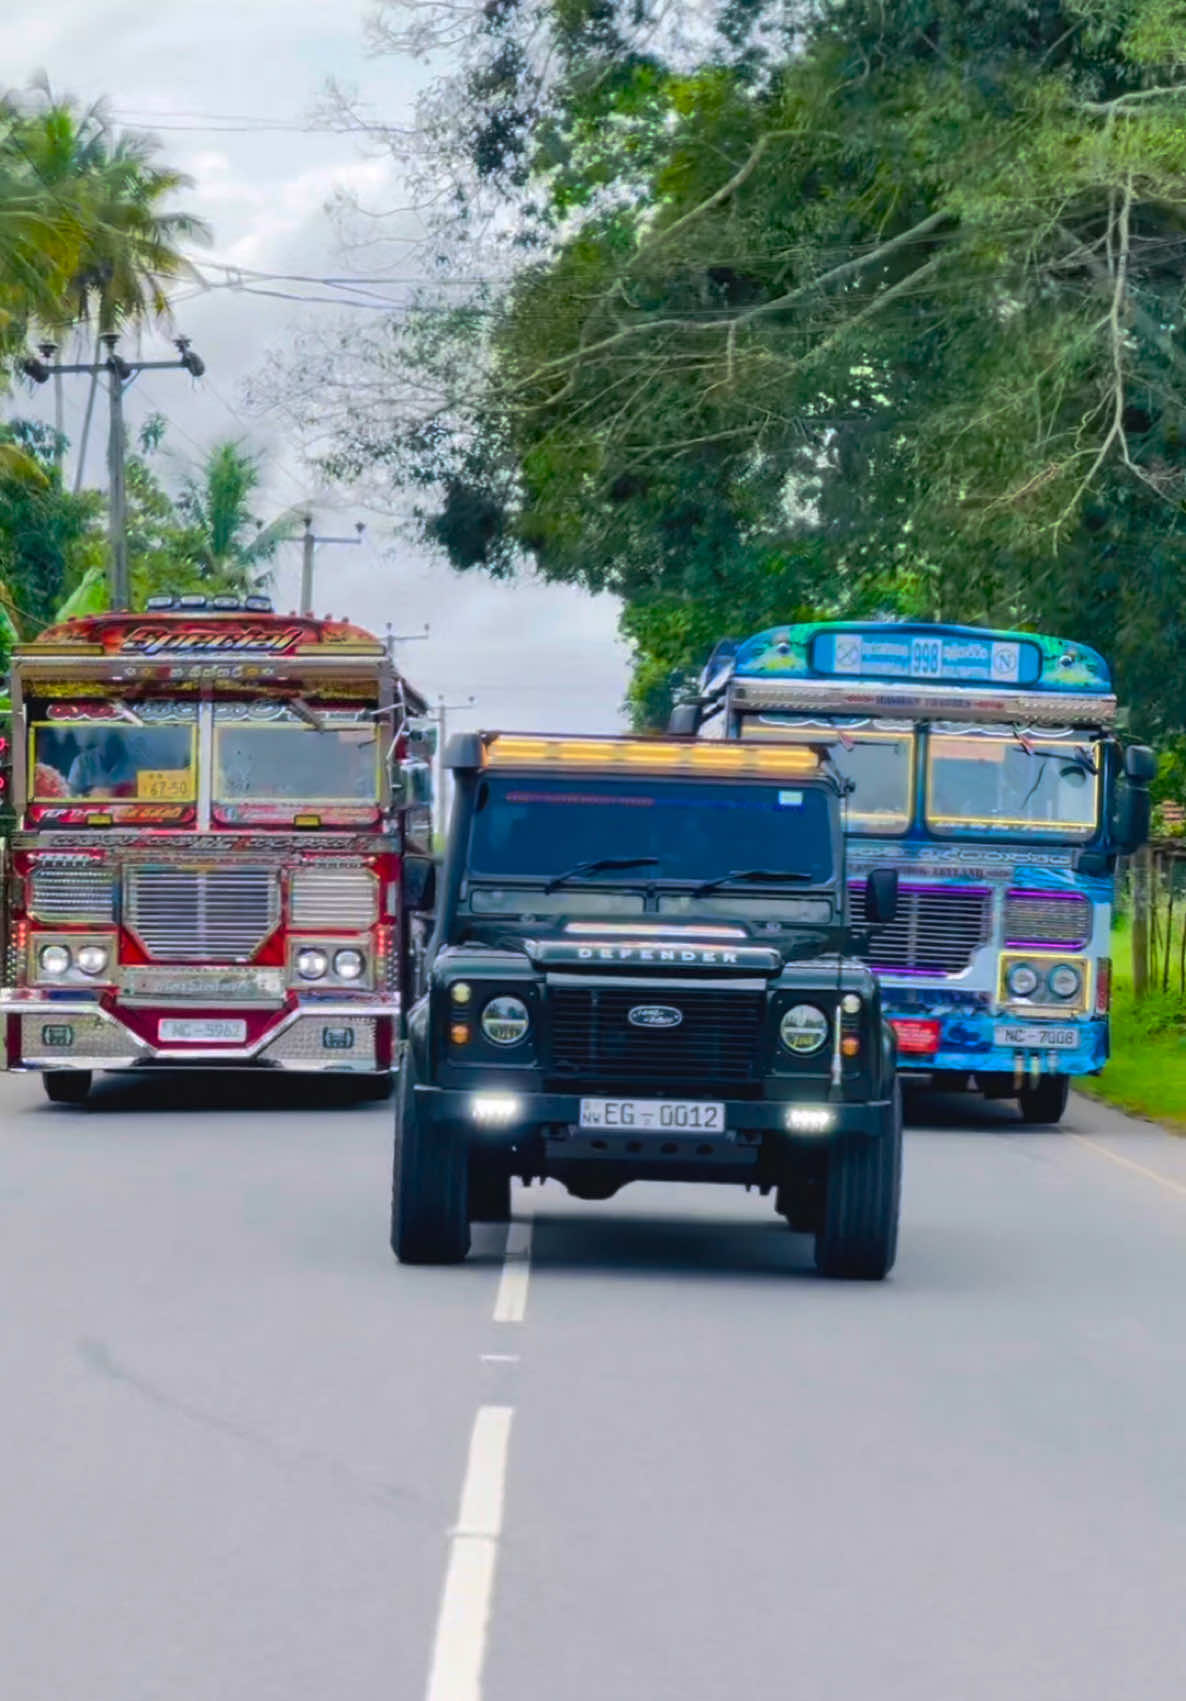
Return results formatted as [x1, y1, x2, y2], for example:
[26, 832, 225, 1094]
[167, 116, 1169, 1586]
[1125, 744, 1156, 785]
[865, 868, 899, 926]
[1116, 787, 1152, 855]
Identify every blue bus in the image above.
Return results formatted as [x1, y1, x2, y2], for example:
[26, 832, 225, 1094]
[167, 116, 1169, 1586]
[676, 622, 1154, 1124]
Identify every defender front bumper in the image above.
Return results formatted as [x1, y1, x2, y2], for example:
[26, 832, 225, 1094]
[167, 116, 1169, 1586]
[413, 1084, 897, 1147]
[2, 996, 395, 1073]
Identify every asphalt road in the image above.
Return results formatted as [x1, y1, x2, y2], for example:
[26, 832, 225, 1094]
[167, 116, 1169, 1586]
[2, 1070, 1184, 1701]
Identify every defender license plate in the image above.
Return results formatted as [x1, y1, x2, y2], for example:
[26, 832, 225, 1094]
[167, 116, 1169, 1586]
[994, 1024, 1079, 1050]
[158, 1019, 248, 1043]
[579, 1098, 725, 1131]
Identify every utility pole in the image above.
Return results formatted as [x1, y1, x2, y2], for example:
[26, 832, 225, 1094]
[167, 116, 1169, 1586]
[298, 515, 365, 615]
[384, 621, 430, 666]
[23, 333, 206, 609]
[435, 693, 476, 826]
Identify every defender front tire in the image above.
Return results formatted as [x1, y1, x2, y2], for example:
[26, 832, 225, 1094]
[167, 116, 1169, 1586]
[1017, 1075, 1069, 1126]
[814, 1095, 902, 1280]
[390, 1067, 470, 1264]
[43, 1071, 92, 1106]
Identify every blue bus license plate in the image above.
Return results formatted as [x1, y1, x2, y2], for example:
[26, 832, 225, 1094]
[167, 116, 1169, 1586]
[994, 1024, 1079, 1050]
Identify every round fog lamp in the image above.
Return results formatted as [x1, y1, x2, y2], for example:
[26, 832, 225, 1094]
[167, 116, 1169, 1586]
[297, 947, 329, 980]
[780, 1003, 829, 1056]
[450, 981, 473, 1005]
[1048, 963, 1081, 1000]
[76, 944, 109, 977]
[841, 993, 862, 1015]
[481, 995, 530, 1047]
[1007, 963, 1040, 998]
[334, 949, 365, 981]
[39, 944, 70, 976]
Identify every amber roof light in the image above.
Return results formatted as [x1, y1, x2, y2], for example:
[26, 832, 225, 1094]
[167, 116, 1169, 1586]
[484, 734, 821, 778]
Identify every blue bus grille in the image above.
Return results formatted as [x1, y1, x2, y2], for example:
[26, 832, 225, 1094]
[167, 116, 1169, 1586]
[1004, 890, 1091, 949]
[850, 883, 992, 975]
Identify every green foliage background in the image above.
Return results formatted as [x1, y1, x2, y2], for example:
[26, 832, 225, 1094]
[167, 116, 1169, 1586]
[281, 0, 1186, 743]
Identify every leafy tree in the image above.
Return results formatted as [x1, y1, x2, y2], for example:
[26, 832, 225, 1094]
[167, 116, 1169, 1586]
[174, 440, 300, 590]
[273, 0, 1186, 732]
[0, 419, 101, 631]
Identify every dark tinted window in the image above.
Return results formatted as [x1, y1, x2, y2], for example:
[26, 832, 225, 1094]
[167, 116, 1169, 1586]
[468, 776, 833, 884]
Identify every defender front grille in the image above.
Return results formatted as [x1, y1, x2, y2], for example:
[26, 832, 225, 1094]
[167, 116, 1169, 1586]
[547, 987, 765, 1087]
[290, 866, 377, 930]
[29, 860, 115, 924]
[126, 867, 278, 962]
[1003, 890, 1091, 949]
[850, 882, 991, 975]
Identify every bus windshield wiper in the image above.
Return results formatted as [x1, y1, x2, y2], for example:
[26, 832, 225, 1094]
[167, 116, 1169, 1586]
[544, 857, 660, 893]
[693, 868, 815, 897]
[1011, 733, 1098, 775]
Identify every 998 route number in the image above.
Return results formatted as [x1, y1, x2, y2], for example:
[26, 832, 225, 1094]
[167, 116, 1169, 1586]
[578, 1098, 725, 1131]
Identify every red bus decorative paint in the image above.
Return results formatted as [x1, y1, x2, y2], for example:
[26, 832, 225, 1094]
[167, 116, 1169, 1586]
[0, 597, 435, 1103]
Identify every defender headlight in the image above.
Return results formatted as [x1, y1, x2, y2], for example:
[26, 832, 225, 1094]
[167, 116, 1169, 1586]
[1048, 963, 1082, 1000]
[333, 948, 365, 981]
[1006, 962, 1040, 998]
[481, 995, 530, 1047]
[39, 944, 71, 976]
[780, 1003, 829, 1056]
[297, 947, 329, 980]
[76, 944, 109, 977]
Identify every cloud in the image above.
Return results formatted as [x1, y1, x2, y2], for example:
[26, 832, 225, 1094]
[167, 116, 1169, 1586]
[0, 0, 635, 732]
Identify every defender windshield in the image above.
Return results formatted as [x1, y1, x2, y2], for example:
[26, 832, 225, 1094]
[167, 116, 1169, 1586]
[213, 721, 379, 803]
[926, 732, 1100, 840]
[31, 718, 196, 802]
[750, 717, 913, 833]
[467, 775, 834, 887]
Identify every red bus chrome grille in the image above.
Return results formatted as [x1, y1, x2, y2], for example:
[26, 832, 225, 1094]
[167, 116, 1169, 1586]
[125, 866, 279, 962]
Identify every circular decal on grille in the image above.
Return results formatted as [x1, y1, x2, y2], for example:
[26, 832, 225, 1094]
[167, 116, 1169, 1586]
[627, 1005, 684, 1029]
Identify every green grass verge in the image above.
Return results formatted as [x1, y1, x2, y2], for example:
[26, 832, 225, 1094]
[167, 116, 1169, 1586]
[1077, 920, 1186, 1132]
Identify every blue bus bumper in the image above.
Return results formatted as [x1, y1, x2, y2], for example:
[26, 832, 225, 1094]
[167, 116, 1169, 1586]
[886, 1010, 1108, 1078]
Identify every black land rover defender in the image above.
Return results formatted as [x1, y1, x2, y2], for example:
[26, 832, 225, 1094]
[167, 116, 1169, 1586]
[393, 733, 903, 1278]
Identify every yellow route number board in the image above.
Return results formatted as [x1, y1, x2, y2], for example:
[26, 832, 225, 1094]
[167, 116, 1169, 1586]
[137, 769, 191, 800]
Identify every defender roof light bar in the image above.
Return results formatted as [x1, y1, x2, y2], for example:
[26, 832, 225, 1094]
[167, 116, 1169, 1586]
[470, 733, 823, 777]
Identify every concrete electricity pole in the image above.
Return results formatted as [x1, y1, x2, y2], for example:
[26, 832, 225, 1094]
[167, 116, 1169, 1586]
[384, 621, 430, 666]
[298, 515, 365, 614]
[23, 334, 206, 609]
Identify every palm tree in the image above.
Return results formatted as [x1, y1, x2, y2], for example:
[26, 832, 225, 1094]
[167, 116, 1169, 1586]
[6, 82, 211, 485]
[177, 440, 302, 593]
[0, 95, 81, 351]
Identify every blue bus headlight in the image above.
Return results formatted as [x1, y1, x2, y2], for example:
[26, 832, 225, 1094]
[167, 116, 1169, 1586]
[1006, 962, 1040, 998]
[1048, 963, 1082, 1000]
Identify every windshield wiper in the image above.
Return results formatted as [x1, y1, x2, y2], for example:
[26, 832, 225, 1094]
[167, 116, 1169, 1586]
[693, 868, 816, 898]
[544, 857, 660, 893]
[1011, 732, 1098, 775]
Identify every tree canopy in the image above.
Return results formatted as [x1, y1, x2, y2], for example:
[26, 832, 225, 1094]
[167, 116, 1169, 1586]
[271, 0, 1186, 735]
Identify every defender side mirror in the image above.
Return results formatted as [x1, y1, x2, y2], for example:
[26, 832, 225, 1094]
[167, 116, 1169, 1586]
[864, 868, 899, 926]
[667, 703, 701, 736]
[402, 855, 437, 913]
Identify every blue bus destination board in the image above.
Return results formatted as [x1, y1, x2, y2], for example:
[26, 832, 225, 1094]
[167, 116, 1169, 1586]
[812, 629, 1040, 685]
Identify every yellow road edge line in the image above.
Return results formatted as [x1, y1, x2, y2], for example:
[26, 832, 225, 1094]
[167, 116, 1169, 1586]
[1071, 1134, 1186, 1201]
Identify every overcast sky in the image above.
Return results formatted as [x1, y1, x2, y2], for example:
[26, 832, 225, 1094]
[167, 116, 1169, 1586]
[0, 0, 631, 735]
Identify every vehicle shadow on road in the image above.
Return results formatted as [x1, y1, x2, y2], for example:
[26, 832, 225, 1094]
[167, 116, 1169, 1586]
[71, 1070, 388, 1118]
[904, 1089, 1032, 1135]
[525, 1201, 819, 1282]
